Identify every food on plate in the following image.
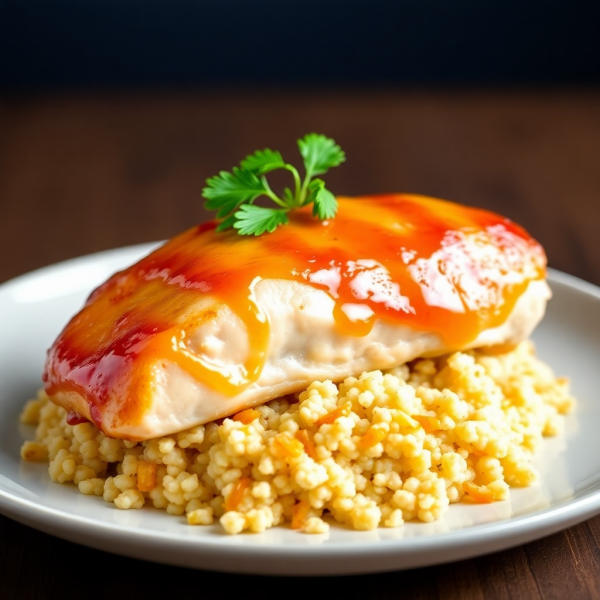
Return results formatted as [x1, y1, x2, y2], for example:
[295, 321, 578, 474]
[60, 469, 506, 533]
[22, 343, 574, 534]
[21, 135, 575, 534]
[40, 192, 551, 440]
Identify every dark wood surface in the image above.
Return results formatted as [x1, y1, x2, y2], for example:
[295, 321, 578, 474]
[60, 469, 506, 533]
[1, 89, 600, 597]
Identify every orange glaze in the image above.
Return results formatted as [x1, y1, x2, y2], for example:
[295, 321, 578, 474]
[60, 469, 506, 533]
[43, 194, 546, 430]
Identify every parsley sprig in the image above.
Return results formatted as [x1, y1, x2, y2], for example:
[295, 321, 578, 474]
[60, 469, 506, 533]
[202, 133, 345, 235]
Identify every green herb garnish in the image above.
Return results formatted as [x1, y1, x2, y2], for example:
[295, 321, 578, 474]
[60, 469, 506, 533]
[202, 133, 345, 235]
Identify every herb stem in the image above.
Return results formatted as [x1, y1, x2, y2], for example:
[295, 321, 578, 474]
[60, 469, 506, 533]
[283, 165, 302, 206]
[260, 177, 288, 208]
[299, 170, 313, 207]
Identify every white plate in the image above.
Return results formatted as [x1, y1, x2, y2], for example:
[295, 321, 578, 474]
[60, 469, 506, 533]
[1, 244, 600, 576]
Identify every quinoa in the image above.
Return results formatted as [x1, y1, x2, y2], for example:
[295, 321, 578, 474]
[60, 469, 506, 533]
[20, 341, 574, 534]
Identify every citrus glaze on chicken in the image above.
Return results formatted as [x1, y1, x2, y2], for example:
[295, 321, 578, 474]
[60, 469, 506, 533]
[43, 195, 549, 440]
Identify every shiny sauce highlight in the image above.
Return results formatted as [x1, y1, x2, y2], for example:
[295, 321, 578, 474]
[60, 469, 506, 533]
[43, 195, 546, 428]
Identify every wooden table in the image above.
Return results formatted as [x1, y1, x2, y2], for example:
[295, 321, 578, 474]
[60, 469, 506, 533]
[1, 89, 600, 597]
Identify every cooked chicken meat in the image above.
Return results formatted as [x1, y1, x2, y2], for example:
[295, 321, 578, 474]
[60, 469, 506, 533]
[44, 195, 549, 439]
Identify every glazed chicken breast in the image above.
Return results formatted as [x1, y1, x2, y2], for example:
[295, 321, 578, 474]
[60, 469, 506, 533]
[44, 195, 549, 439]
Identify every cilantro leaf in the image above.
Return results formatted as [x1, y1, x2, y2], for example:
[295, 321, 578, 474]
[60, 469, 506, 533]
[233, 205, 289, 236]
[203, 168, 267, 218]
[202, 134, 345, 235]
[241, 148, 286, 175]
[298, 133, 346, 177]
[215, 213, 238, 232]
[308, 179, 338, 219]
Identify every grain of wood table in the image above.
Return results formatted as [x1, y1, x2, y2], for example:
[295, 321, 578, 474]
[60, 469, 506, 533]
[1, 89, 600, 598]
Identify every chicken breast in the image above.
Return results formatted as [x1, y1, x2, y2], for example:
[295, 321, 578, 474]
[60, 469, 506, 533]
[44, 194, 549, 439]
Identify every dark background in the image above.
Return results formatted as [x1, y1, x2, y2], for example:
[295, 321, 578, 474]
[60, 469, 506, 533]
[1, 0, 599, 90]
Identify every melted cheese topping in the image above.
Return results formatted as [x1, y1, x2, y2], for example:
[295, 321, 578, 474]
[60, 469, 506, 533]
[43, 194, 546, 430]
